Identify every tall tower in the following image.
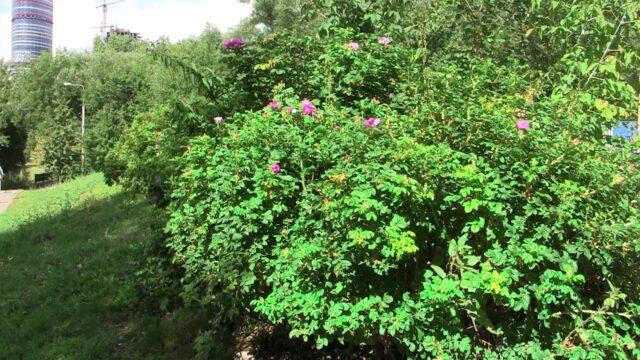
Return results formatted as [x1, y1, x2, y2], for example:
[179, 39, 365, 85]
[12, 0, 54, 63]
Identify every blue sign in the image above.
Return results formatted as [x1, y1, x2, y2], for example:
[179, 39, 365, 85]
[611, 120, 638, 141]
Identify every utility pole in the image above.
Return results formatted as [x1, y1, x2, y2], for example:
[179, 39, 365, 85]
[96, 0, 126, 39]
[64, 82, 86, 175]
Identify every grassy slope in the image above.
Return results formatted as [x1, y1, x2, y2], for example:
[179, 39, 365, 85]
[0, 174, 194, 359]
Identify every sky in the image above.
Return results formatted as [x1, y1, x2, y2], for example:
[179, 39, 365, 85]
[0, 0, 253, 60]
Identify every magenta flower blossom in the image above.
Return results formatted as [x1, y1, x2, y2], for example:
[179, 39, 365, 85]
[301, 99, 317, 117]
[224, 38, 245, 49]
[268, 100, 281, 110]
[271, 163, 282, 173]
[213, 116, 224, 124]
[516, 120, 530, 131]
[287, 106, 298, 115]
[378, 37, 391, 45]
[364, 118, 381, 128]
[348, 41, 360, 52]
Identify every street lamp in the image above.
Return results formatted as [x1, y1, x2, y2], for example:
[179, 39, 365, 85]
[63, 82, 86, 174]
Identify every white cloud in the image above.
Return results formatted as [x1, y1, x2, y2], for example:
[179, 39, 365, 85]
[0, 3, 10, 61]
[0, 0, 252, 60]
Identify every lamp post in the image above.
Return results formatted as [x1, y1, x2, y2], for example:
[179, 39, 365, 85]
[63, 82, 86, 174]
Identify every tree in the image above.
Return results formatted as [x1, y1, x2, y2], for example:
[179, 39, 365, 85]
[41, 103, 82, 180]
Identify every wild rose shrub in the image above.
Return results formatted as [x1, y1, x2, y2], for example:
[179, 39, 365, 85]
[166, 65, 640, 358]
[216, 32, 322, 114]
[190, 29, 410, 116]
[108, 24, 640, 357]
[316, 29, 409, 106]
[111, 29, 413, 202]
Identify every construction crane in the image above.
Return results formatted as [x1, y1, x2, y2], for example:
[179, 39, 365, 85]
[96, 0, 127, 39]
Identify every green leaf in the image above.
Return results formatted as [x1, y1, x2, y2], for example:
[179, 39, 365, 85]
[431, 265, 447, 279]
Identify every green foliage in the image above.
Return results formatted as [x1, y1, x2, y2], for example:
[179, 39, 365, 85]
[0, 62, 11, 149]
[534, 0, 640, 127]
[109, 29, 411, 204]
[318, 29, 409, 105]
[166, 54, 640, 356]
[3, 0, 640, 357]
[106, 103, 188, 200]
[2, 35, 184, 181]
[216, 31, 322, 113]
[82, 40, 159, 170]
[41, 105, 82, 181]
[243, 0, 325, 33]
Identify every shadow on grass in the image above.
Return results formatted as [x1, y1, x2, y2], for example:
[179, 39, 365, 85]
[0, 192, 202, 359]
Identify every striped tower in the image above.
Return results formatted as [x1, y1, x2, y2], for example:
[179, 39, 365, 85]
[12, 0, 54, 62]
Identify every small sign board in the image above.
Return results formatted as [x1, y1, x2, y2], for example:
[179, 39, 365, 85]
[610, 120, 638, 141]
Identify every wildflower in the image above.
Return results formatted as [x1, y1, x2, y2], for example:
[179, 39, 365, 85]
[155, 143, 161, 149]
[364, 118, 381, 128]
[301, 99, 317, 117]
[516, 120, 530, 131]
[213, 116, 224, 124]
[268, 99, 281, 110]
[348, 41, 359, 52]
[378, 37, 391, 45]
[287, 106, 298, 115]
[224, 38, 245, 49]
[514, 109, 530, 131]
[271, 163, 282, 173]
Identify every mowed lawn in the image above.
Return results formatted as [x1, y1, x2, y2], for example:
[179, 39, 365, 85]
[0, 174, 195, 359]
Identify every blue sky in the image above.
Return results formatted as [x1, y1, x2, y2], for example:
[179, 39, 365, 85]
[0, 0, 252, 60]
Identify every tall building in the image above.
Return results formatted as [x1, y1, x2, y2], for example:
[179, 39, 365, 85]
[12, 0, 54, 63]
[106, 27, 141, 42]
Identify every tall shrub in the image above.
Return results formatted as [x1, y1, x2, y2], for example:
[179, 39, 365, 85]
[166, 62, 640, 356]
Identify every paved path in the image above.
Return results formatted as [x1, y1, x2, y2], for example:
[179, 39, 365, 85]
[0, 190, 19, 215]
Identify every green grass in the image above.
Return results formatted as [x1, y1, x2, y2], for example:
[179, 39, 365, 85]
[0, 174, 197, 359]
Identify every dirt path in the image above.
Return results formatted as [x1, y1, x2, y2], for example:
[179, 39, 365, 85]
[0, 190, 19, 215]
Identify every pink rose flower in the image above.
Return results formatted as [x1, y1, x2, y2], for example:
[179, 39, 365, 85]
[348, 41, 359, 52]
[364, 118, 381, 128]
[268, 100, 281, 110]
[224, 38, 245, 49]
[301, 99, 317, 117]
[271, 163, 282, 173]
[213, 116, 224, 124]
[516, 120, 530, 131]
[378, 37, 391, 45]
